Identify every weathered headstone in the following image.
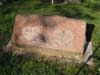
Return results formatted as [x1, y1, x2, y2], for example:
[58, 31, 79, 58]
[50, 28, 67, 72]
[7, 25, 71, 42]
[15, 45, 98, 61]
[5, 15, 93, 64]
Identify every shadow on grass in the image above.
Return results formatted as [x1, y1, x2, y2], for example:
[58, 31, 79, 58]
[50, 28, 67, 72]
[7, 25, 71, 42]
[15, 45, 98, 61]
[83, 23, 95, 55]
[0, 48, 44, 75]
[0, 0, 25, 4]
[0, 49, 22, 75]
[75, 43, 100, 75]
[0, 0, 51, 14]
[54, 5, 95, 20]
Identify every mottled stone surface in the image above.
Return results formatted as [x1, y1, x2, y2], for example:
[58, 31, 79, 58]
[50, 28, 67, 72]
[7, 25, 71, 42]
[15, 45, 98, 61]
[9, 15, 86, 54]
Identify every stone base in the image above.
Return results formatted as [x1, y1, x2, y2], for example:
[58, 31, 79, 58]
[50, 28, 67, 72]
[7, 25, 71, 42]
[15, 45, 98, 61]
[7, 41, 93, 65]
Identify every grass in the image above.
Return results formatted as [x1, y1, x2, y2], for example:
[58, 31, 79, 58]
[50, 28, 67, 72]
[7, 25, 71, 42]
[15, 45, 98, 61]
[0, 0, 100, 75]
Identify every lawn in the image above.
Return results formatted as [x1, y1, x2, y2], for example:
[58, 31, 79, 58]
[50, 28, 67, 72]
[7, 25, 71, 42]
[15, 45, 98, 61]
[0, 0, 100, 75]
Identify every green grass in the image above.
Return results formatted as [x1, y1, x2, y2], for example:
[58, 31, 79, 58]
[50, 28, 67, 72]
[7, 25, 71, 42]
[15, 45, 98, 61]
[0, 0, 100, 75]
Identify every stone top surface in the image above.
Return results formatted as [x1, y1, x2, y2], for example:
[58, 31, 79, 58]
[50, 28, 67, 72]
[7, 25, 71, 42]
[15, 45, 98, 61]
[11, 15, 86, 54]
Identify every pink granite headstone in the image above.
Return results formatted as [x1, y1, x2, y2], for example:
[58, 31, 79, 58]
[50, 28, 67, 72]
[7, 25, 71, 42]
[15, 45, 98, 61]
[5, 15, 93, 64]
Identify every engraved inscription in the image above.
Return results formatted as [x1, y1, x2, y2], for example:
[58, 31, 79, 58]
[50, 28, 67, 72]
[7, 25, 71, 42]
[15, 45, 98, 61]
[19, 26, 41, 45]
[48, 30, 74, 49]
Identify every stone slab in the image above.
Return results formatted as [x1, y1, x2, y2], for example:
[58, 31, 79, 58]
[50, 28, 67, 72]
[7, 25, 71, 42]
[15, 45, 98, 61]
[9, 15, 86, 54]
[4, 15, 93, 65]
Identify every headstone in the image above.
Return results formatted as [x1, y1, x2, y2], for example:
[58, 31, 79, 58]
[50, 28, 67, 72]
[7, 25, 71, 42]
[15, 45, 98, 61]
[5, 15, 93, 64]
